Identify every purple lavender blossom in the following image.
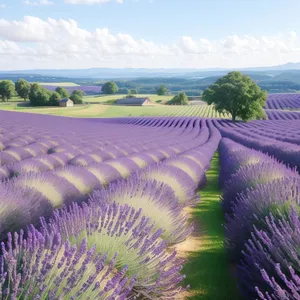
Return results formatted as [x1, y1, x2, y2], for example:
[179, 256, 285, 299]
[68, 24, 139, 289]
[238, 208, 300, 299]
[90, 176, 192, 245]
[41, 201, 186, 298]
[225, 177, 300, 262]
[0, 228, 135, 299]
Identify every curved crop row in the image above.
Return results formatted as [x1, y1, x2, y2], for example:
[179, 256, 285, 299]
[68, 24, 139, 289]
[0, 115, 221, 298]
[218, 138, 300, 299]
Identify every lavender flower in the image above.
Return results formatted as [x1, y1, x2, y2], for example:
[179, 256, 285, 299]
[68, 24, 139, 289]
[41, 201, 186, 298]
[0, 228, 135, 299]
[238, 208, 300, 299]
[225, 177, 300, 262]
[90, 176, 192, 244]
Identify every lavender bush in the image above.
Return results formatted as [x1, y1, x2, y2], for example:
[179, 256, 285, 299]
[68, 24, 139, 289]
[0, 228, 135, 299]
[238, 208, 300, 299]
[91, 176, 192, 244]
[41, 201, 186, 298]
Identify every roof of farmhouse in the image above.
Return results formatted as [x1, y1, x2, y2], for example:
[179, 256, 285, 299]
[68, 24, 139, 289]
[115, 97, 151, 105]
[60, 98, 73, 103]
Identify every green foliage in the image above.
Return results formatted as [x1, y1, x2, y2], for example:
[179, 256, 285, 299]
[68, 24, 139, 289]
[157, 84, 168, 96]
[129, 89, 137, 94]
[202, 71, 267, 121]
[117, 88, 129, 94]
[70, 90, 84, 104]
[71, 89, 85, 98]
[49, 92, 61, 106]
[15, 79, 30, 101]
[166, 92, 189, 105]
[70, 94, 83, 104]
[55, 87, 69, 98]
[29, 83, 51, 106]
[102, 81, 119, 94]
[0, 80, 15, 102]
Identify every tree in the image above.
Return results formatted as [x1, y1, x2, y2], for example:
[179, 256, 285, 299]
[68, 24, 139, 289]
[15, 79, 30, 101]
[70, 90, 84, 104]
[166, 92, 189, 105]
[202, 71, 267, 121]
[71, 90, 84, 98]
[129, 89, 137, 95]
[29, 83, 51, 106]
[118, 88, 129, 94]
[49, 92, 61, 106]
[55, 87, 69, 98]
[102, 81, 118, 94]
[0, 80, 15, 102]
[157, 84, 168, 96]
[70, 94, 83, 104]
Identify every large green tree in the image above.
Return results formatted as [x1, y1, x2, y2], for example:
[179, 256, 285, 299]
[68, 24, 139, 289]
[202, 71, 267, 121]
[157, 84, 168, 96]
[166, 92, 189, 105]
[102, 81, 119, 94]
[49, 92, 61, 106]
[29, 83, 51, 106]
[15, 79, 30, 101]
[0, 80, 15, 102]
[55, 87, 69, 98]
[70, 90, 84, 104]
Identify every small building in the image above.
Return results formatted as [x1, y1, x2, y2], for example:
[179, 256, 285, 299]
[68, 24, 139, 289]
[115, 97, 152, 106]
[59, 98, 74, 107]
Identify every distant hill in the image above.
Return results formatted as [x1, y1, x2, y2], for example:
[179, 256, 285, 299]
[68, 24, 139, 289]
[1, 61, 300, 79]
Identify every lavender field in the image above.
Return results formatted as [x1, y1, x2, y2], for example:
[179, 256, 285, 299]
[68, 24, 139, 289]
[0, 108, 300, 299]
[41, 84, 102, 95]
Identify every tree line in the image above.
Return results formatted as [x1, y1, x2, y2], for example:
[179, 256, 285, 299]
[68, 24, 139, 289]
[0, 79, 84, 106]
[0, 72, 268, 121]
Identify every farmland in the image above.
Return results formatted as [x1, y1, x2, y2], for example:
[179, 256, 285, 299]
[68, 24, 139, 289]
[0, 92, 300, 299]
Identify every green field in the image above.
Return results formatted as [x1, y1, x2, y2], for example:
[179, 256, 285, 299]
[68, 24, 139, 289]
[1, 103, 229, 118]
[0, 94, 230, 118]
[83, 94, 173, 103]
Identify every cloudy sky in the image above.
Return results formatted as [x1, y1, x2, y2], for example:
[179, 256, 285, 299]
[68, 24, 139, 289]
[0, 0, 300, 70]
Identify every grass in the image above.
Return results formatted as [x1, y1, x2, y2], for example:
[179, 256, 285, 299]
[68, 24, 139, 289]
[83, 94, 173, 103]
[0, 94, 230, 119]
[2, 104, 230, 118]
[182, 153, 240, 300]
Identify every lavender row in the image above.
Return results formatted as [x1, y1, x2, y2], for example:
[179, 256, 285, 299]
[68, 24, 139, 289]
[217, 126, 300, 172]
[265, 93, 300, 110]
[0, 124, 222, 298]
[42, 84, 102, 94]
[218, 138, 300, 299]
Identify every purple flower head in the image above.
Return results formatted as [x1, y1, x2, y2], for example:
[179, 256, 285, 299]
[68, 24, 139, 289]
[0, 227, 134, 298]
[0, 182, 52, 242]
[225, 176, 300, 262]
[238, 208, 300, 299]
[41, 201, 186, 298]
[221, 161, 298, 214]
[90, 176, 192, 245]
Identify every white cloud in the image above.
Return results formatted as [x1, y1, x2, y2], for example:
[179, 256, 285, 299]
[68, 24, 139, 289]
[0, 4, 7, 8]
[0, 16, 299, 69]
[23, 0, 54, 5]
[64, 0, 123, 4]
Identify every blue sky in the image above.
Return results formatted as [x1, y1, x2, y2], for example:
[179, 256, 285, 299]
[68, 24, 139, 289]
[0, 0, 300, 69]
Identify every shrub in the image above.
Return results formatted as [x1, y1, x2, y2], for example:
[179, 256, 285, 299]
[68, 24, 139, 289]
[41, 201, 186, 298]
[0, 228, 135, 298]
